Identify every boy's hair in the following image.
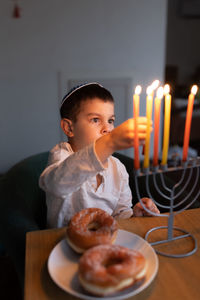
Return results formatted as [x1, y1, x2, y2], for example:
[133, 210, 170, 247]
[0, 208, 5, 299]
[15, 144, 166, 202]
[60, 82, 114, 122]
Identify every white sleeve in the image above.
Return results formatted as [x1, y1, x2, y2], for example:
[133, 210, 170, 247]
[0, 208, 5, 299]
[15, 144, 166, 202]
[112, 162, 133, 219]
[39, 142, 105, 197]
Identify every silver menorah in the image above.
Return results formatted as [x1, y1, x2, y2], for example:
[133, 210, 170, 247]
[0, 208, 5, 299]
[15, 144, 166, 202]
[134, 157, 200, 258]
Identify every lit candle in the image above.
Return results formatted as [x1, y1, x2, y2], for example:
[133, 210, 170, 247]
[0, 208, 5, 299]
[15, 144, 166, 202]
[133, 85, 141, 169]
[153, 86, 164, 166]
[182, 85, 198, 161]
[143, 86, 153, 169]
[141, 79, 159, 158]
[161, 84, 171, 166]
[151, 79, 160, 92]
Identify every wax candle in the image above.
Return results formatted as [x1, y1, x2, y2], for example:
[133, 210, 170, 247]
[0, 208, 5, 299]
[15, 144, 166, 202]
[133, 85, 141, 169]
[153, 87, 164, 166]
[161, 84, 171, 166]
[182, 85, 198, 161]
[143, 86, 153, 169]
[142, 80, 159, 158]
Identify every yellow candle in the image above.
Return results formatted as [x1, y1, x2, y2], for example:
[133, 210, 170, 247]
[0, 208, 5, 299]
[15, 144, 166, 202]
[153, 87, 164, 166]
[182, 85, 198, 161]
[161, 84, 171, 166]
[143, 86, 153, 169]
[133, 85, 141, 170]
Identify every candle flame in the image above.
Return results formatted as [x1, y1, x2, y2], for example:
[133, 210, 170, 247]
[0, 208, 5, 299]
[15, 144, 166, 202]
[151, 80, 160, 90]
[156, 86, 164, 99]
[146, 85, 153, 95]
[191, 85, 198, 95]
[164, 84, 170, 95]
[135, 85, 142, 95]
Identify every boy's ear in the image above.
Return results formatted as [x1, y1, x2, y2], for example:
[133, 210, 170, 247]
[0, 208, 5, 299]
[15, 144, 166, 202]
[60, 118, 74, 137]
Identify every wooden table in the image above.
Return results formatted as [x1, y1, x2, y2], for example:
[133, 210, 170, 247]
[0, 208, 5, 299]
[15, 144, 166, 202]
[24, 208, 200, 300]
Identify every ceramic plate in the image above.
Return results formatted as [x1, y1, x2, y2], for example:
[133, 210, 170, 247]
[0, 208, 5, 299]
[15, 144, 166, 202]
[48, 229, 158, 300]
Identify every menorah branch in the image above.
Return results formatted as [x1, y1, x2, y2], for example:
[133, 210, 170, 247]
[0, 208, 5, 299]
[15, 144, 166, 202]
[134, 157, 200, 257]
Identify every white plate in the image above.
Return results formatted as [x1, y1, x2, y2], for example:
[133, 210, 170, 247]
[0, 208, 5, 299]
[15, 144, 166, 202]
[48, 229, 158, 300]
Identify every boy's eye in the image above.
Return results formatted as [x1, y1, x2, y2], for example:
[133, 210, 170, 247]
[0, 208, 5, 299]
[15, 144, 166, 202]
[91, 118, 99, 123]
[108, 118, 115, 124]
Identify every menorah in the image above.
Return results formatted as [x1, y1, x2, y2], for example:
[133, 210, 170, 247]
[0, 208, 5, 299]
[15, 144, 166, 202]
[134, 157, 200, 258]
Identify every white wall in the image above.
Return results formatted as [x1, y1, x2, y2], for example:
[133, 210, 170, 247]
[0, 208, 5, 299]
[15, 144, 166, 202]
[0, 0, 167, 173]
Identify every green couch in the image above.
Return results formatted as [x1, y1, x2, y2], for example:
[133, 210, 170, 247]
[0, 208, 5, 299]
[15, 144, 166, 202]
[0, 152, 48, 289]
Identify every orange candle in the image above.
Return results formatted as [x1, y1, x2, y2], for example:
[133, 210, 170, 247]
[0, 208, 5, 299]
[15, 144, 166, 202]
[161, 84, 171, 166]
[182, 85, 198, 161]
[133, 85, 141, 169]
[143, 86, 153, 169]
[153, 87, 164, 166]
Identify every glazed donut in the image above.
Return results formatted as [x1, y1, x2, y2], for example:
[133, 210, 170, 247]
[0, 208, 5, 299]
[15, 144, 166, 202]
[78, 244, 146, 296]
[66, 208, 118, 253]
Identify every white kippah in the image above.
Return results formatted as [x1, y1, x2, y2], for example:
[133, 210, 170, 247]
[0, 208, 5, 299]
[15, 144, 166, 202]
[60, 82, 103, 108]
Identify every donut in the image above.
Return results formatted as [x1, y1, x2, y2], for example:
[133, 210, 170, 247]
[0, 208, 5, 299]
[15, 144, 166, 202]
[78, 244, 146, 296]
[66, 208, 118, 253]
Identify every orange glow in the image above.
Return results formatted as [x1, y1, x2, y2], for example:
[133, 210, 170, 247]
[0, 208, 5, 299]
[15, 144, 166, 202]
[182, 85, 198, 161]
[191, 85, 198, 95]
[161, 85, 171, 166]
[146, 85, 153, 95]
[151, 79, 160, 90]
[156, 86, 164, 99]
[133, 86, 141, 169]
[143, 86, 153, 168]
[153, 87, 163, 166]
[135, 85, 142, 95]
[164, 84, 170, 95]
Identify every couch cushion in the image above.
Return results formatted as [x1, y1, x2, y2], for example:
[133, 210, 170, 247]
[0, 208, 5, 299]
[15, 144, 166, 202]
[0, 152, 49, 229]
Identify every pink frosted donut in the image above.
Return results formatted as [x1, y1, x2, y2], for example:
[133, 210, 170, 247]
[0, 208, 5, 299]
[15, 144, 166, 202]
[66, 208, 118, 253]
[78, 244, 146, 296]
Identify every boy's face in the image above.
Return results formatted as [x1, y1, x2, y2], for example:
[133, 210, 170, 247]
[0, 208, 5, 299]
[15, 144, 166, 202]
[68, 98, 115, 151]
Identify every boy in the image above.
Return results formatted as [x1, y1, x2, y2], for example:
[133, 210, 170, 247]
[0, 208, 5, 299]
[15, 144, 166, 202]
[39, 82, 159, 228]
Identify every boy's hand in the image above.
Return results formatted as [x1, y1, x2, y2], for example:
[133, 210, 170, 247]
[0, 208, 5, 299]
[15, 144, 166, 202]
[95, 117, 152, 165]
[109, 117, 152, 151]
[133, 197, 160, 217]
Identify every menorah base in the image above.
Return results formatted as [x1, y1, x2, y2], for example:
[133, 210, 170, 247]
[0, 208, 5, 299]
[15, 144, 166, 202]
[145, 226, 197, 258]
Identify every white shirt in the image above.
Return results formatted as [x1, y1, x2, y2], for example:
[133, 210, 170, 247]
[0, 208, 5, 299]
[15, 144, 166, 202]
[39, 142, 133, 228]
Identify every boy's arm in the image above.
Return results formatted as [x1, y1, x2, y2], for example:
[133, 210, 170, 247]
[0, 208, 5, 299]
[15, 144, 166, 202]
[39, 143, 105, 197]
[95, 118, 149, 166]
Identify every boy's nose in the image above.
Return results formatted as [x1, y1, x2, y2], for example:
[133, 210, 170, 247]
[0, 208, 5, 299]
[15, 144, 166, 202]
[101, 123, 111, 135]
